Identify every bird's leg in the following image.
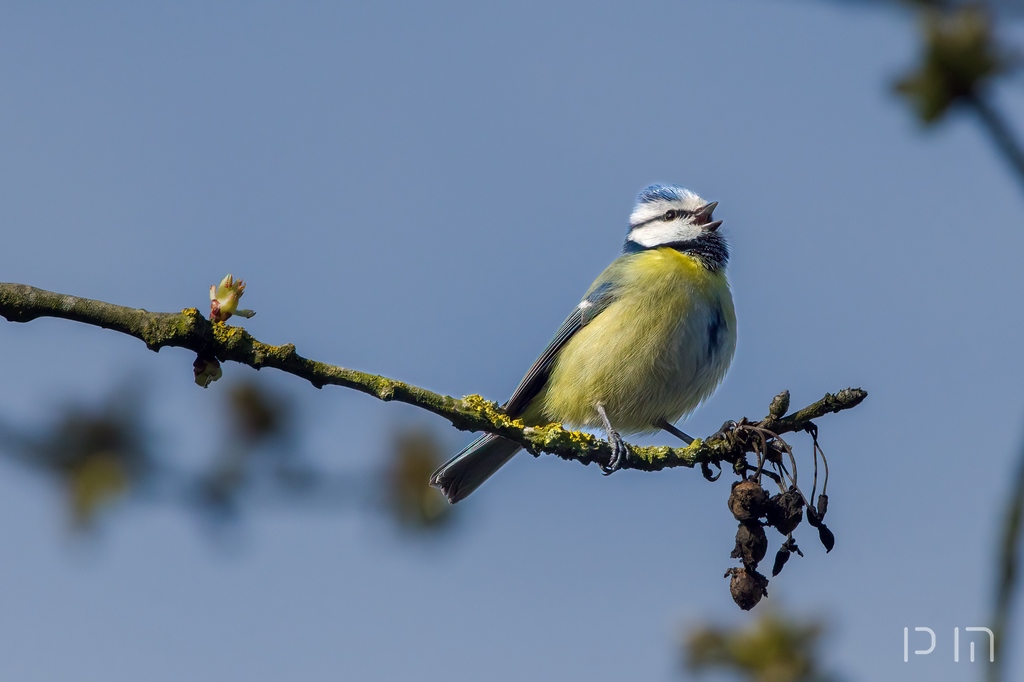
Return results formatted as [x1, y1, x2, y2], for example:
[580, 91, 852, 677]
[656, 418, 694, 445]
[596, 403, 629, 475]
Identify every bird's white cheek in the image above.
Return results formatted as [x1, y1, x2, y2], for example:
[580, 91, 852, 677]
[627, 222, 701, 248]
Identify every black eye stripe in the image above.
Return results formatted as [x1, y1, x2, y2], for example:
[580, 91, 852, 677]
[631, 208, 695, 229]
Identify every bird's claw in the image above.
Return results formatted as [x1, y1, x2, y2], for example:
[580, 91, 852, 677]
[710, 419, 738, 442]
[600, 430, 630, 475]
[701, 461, 722, 482]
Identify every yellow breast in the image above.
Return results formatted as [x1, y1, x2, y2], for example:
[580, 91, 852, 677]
[525, 248, 736, 433]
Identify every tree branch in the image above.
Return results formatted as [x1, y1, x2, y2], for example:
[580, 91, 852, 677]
[968, 92, 1024, 194]
[989, 431, 1024, 682]
[0, 282, 866, 472]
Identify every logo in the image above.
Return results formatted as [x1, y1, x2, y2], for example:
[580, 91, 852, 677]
[903, 627, 995, 663]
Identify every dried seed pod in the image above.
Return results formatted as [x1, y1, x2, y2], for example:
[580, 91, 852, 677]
[768, 390, 790, 419]
[816, 493, 829, 518]
[806, 505, 821, 528]
[726, 567, 769, 611]
[731, 521, 768, 567]
[728, 479, 768, 521]
[817, 523, 836, 553]
[771, 546, 790, 577]
[765, 488, 804, 535]
[771, 537, 803, 576]
[765, 439, 786, 465]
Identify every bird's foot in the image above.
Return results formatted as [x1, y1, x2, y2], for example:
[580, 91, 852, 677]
[710, 420, 738, 442]
[595, 403, 630, 475]
[600, 429, 630, 475]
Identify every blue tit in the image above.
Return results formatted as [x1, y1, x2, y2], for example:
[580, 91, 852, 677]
[430, 184, 736, 503]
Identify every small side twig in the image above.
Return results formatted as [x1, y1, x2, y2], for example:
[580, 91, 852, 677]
[968, 93, 1024, 193]
[989, 431, 1024, 682]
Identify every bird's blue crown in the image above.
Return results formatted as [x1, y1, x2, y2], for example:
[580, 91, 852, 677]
[635, 184, 695, 206]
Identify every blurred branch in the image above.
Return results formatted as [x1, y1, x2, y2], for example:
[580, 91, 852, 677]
[990, 433, 1024, 682]
[895, 3, 1024, 192]
[896, 3, 1024, 670]
[968, 93, 1024, 188]
[819, 1, 1024, 22]
[0, 282, 866, 474]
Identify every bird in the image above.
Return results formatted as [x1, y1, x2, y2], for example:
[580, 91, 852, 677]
[430, 184, 736, 503]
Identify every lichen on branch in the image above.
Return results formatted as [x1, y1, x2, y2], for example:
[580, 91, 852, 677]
[0, 282, 866, 473]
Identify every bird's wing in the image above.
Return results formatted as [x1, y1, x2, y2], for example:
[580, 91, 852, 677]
[504, 279, 619, 417]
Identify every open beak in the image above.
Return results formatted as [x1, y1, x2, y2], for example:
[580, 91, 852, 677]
[695, 201, 722, 231]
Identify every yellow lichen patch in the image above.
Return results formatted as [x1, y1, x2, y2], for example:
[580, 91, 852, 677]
[211, 322, 246, 345]
[630, 438, 704, 467]
[559, 425, 596, 448]
[160, 308, 202, 343]
[527, 422, 600, 459]
[684, 438, 704, 453]
[309, 360, 336, 375]
[374, 379, 397, 400]
[677, 438, 705, 465]
[253, 340, 291, 359]
[460, 394, 524, 430]
[630, 444, 672, 465]
[460, 393, 496, 412]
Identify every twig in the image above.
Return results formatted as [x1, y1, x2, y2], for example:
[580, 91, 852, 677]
[989, 432, 1024, 682]
[0, 282, 867, 472]
[968, 92, 1024, 193]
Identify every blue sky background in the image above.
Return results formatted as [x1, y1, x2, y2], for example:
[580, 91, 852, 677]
[1, 1, 1023, 680]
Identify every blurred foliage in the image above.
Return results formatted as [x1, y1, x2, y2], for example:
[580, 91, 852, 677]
[684, 612, 838, 682]
[895, 4, 1008, 123]
[45, 394, 150, 527]
[195, 380, 295, 514]
[229, 382, 288, 444]
[385, 428, 452, 530]
[66, 452, 131, 527]
[0, 378, 457, 536]
[0, 390, 151, 526]
[826, 0, 1024, 17]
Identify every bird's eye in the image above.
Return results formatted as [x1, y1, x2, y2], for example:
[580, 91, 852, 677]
[663, 210, 678, 221]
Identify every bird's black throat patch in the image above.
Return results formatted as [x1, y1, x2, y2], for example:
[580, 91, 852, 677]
[623, 232, 729, 272]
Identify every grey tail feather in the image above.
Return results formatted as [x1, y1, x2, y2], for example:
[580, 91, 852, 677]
[429, 434, 521, 504]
